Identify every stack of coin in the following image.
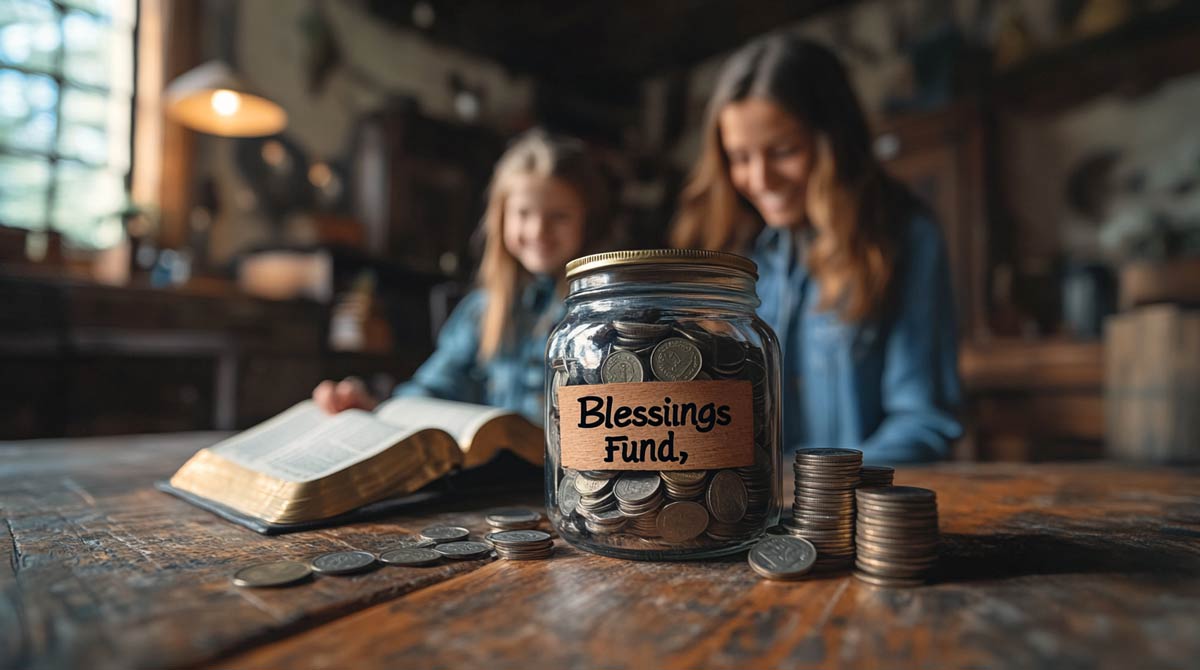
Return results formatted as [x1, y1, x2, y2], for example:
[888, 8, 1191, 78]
[788, 448, 862, 571]
[854, 486, 939, 587]
[580, 507, 627, 535]
[486, 508, 544, 531]
[575, 471, 618, 514]
[487, 530, 555, 560]
[660, 470, 708, 500]
[614, 473, 664, 537]
[858, 465, 895, 488]
[612, 320, 671, 355]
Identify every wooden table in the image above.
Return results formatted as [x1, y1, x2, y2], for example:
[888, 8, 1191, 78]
[3, 434, 1198, 670]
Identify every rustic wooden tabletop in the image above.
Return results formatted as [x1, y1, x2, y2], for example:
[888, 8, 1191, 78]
[2, 434, 1198, 670]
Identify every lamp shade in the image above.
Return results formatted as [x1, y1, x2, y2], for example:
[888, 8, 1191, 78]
[164, 61, 288, 137]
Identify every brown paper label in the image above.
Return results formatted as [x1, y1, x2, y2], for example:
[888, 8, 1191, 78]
[557, 379, 754, 471]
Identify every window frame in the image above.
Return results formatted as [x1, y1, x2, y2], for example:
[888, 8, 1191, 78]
[0, 0, 138, 250]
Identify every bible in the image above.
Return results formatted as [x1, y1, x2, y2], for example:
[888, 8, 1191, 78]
[163, 397, 543, 528]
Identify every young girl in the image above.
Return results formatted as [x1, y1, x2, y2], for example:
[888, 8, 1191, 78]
[313, 129, 610, 422]
[671, 35, 962, 463]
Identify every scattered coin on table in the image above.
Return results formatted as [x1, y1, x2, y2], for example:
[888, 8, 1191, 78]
[311, 550, 378, 576]
[433, 541, 494, 560]
[379, 547, 443, 567]
[419, 526, 471, 544]
[748, 535, 817, 581]
[232, 560, 312, 588]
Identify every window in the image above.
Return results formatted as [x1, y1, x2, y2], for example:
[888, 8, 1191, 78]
[0, 0, 135, 250]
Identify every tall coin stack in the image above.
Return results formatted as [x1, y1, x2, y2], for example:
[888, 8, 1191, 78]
[853, 486, 939, 587]
[786, 448, 862, 571]
[858, 465, 895, 488]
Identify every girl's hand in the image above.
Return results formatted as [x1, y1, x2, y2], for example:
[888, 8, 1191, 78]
[312, 377, 380, 414]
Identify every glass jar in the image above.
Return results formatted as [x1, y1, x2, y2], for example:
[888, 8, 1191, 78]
[545, 249, 782, 560]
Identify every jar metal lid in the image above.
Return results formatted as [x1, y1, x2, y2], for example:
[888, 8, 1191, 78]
[565, 249, 758, 280]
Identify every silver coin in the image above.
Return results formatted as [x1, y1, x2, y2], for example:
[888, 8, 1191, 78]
[420, 526, 471, 543]
[793, 449, 863, 464]
[853, 570, 927, 588]
[601, 350, 645, 383]
[232, 560, 311, 588]
[706, 470, 748, 523]
[379, 536, 437, 551]
[311, 550, 377, 575]
[613, 473, 662, 505]
[558, 472, 582, 516]
[656, 500, 709, 543]
[856, 486, 936, 504]
[486, 508, 543, 527]
[433, 541, 493, 560]
[748, 535, 817, 580]
[661, 470, 708, 485]
[574, 473, 614, 496]
[487, 530, 553, 547]
[379, 547, 442, 567]
[650, 338, 702, 381]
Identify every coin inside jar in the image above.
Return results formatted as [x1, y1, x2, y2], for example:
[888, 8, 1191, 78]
[601, 350, 645, 383]
[656, 501, 710, 543]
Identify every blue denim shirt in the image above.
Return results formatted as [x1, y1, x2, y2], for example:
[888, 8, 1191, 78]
[393, 275, 561, 424]
[752, 215, 963, 463]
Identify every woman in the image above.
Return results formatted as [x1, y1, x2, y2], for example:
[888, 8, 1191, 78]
[672, 35, 961, 463]
[314, 129, 610, 423]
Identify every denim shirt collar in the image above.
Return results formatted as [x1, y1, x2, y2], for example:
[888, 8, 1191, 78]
[521, 273, 558, 312]
[754, 225, 813, 276]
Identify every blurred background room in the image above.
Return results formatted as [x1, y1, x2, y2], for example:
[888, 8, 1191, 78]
[1, 0, 1197, 462]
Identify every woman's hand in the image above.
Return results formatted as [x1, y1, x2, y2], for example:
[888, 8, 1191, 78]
[312, 377, 380, 414]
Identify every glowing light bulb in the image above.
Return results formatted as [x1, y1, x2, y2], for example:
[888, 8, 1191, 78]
[210, 89, 241, 117]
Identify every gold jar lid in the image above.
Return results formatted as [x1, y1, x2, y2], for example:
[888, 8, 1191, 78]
[565, 249, 758, 280]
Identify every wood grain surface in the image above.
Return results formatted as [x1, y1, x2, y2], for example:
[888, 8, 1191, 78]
[3, 434, 1198, 670]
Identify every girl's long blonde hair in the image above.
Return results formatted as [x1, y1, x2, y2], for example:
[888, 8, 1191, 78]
[477, 128, 609, 360]
[672, 35, 923, 323]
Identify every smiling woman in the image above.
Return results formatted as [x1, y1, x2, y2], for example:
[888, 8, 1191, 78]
[671, 35, 962, 464]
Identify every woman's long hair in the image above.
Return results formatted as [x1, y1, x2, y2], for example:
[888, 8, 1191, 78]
[477, 128, 609, 360]
[671, 35, 921, 322]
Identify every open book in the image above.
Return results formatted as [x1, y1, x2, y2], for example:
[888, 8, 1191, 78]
[166, 397, 543, 526]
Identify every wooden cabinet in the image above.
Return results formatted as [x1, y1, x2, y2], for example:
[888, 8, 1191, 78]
[0, 275, 324, 439]
[352, 103, 504, 277]
[874, 101, 991, 340]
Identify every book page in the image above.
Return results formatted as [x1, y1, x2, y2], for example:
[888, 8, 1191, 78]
[374, 396, 511, 450]
[209, 401, 424, 482]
